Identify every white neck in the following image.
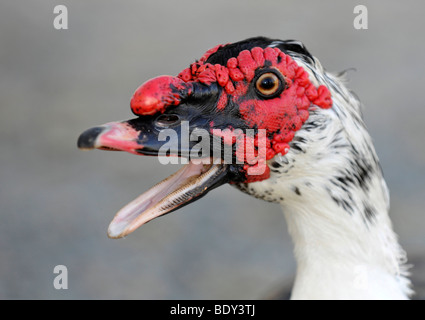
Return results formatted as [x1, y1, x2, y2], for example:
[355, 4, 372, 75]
[237, 56, 413, 299]
[281, 182, 412, 299]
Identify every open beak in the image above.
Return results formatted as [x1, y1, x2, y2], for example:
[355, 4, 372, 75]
[77, 118, 229, 238]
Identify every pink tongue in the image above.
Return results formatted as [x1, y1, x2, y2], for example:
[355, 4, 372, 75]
[107, 161, 210, 238]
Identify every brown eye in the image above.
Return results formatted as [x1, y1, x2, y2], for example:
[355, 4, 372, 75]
[254, 71, 285, 98]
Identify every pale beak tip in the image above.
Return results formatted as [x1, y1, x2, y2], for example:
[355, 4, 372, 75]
[107, 221, 128, 239]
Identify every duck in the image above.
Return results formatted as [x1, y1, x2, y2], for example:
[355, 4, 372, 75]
[77, 36, 413, 299]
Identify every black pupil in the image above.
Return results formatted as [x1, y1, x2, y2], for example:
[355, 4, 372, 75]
[156, 114, 180, 126]
[260, 77, 276, 90]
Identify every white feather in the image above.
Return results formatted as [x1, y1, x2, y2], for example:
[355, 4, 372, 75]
[236, 55, 413, 299]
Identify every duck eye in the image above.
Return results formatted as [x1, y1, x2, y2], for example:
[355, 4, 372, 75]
[155, 114, 180, 128]
[254, 71, 285, 98]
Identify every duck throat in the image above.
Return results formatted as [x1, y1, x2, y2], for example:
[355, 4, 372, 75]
[280, 176, 412, 300]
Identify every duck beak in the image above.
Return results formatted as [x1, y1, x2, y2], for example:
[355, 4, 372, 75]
[77, 121, 147, 155]
[77, 118, 229, 238]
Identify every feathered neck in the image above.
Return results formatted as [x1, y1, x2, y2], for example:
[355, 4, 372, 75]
[282, 184, 411, 299]
[283, 62, 412, 299]
[236, 56, 413, 299]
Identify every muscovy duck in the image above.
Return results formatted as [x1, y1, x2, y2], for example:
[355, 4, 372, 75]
[78, 37, 413, 299]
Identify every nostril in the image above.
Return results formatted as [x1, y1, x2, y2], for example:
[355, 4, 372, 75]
[154, 114, 181, 128]
[77, 126, 105, 149]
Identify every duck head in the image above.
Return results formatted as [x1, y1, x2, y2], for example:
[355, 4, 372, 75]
[77, 37, 332, 238]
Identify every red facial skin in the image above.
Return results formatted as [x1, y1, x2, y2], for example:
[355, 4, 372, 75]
[130, 45, 333, 183]
[130, 76, 193, 116]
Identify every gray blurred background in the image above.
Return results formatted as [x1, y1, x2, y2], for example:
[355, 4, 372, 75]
[1, 0, 424, 299]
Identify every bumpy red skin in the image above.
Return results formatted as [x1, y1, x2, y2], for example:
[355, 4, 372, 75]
[130, 76, 193, 116]
[130, 45, 332, 183]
